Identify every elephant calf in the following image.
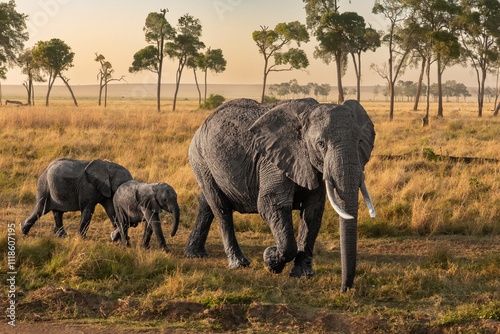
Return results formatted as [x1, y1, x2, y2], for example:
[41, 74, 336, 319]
[21, 158, 133, 238]
[111, 180, 180, 253]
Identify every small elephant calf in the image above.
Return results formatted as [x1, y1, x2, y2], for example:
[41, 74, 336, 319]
[111, 180, 180, 253]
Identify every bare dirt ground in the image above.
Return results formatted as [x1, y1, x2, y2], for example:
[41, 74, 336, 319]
[2, 287, 499, 333]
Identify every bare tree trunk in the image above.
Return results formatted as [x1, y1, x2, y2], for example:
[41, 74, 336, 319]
[104, 82, 108, 108]
[351, 53, 361, 102]
[173, 60, 186, 111]
[261, 57, 268, 104]
[46, 74, 56, 106]
[204, 69, 208, 102]
[478, 68, 487, 117]
[423, 56, 431, 127]
[413, 56, 426, 111]
[336, 51, 344, 104]
[193, 68, 201, 106]
[437, 53, 443, 117]
[59, 74, 78, 107]
[494, 102, 499, 116]
[98, 76, 103, 106]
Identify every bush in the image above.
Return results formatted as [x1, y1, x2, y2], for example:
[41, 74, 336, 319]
[263, 95, 280, 104]
[201, 94, 225, 109]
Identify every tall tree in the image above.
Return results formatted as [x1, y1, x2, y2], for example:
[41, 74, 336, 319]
[95, 53, 125, 107]
[457, 0, 500, 117]
[165, 14, 205, 111]
[196, 47, 227, 103]
[405, 0, 461, 118]
[129, 9, 173, 113]
[31, 38, 78, 107]
[315, 11, 377, 103]
[372, 0, 414, 120]
[253, 22, 309, 103]
[346, 23, 381, 101]
[0, 0, 28, 105]
[19, 48, 44, 105]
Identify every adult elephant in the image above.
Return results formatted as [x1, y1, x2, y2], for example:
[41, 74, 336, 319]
[21, 158, 133, 238]
[185, 98, 376, 292]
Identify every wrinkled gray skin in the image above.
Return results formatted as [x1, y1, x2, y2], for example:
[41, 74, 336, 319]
[21, 158, 133, 238]
[111, 180, 180, 253]
[184, 98, 375, 292]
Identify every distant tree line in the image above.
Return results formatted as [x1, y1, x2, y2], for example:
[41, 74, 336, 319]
[268, 79, 332, 101]
[384, 80, 472, 103]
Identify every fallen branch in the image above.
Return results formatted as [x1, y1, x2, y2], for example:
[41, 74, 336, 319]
[375, 153, 499, 164]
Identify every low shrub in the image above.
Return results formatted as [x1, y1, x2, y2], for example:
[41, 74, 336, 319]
[201, 94, 225, 109]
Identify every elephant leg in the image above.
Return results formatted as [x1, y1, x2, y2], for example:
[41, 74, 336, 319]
[142, 221, 153, 249]
[144, 211, 168, 253]
[184, 192, 214, 258]
[101, 199, 118, 229]
[290, 186, 326, 278]
[20, 197, 50, 235]
[52, 210, 68, 238]
[78, 205, 95, 238]
[205, 190, 250, 269]
[258, 164, 297, 274]
[259, 202, 297, 274]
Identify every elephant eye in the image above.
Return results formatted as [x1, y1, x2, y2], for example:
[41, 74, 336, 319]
[316, 140, 326, 152]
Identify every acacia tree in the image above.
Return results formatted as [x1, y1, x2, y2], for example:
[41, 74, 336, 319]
[19, 48, 44, 105]
[31, 38, 78, 107]
[315, 11, 374, 103]
[458, 0, 500, 117]
[130, 9, 173, 113]
[405, 0, 460, 118]
[166, 14, 205, 111]
[371, 0, 414, 120]
[253, 22, 309, 103]
[95, 53, 125, 107]
[0, 0, 28, 104]
[346, 22, 381, 101]
[197, 48, 227, 103]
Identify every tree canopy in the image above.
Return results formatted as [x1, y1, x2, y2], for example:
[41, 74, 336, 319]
[129, 10, 173, 112]
[31, 38, 77, 106]
[253, 21, 309, 103]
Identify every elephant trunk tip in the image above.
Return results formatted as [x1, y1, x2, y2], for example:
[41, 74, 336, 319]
[171, 204, 180, 237]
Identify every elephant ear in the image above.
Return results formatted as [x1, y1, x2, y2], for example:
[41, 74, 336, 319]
[249, 101, 319, 190]
[343, 100, 376, 168]
[85, 159, 112, 198]
[136, 184, 162, 214]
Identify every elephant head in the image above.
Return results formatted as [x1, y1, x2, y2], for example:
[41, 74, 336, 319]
[250, 99, 375, 292]
[136, 183, 180, 237]
[84, 159, 133, 198]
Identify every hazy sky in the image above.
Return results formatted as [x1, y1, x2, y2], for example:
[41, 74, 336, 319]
[3, 0, 485, 88]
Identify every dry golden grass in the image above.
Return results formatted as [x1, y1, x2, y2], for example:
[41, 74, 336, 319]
[0, 99, 499, 332]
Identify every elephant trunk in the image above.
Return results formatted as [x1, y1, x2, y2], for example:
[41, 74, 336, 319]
[325, 149, 361, 292]
[170, 202, 180, 237]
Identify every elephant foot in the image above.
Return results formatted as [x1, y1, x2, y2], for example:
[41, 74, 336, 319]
[110, 229, 121, 242]
[184, 245, 210, 258]
[111, 229, 130, 245]
[263, 246, 287, 274]
[162, 246, 171, 254]
[289, 251, 316, 279]
[228, 253, 251, 270]
[54, 227, 68, 239]
[20, 221, 31, 235]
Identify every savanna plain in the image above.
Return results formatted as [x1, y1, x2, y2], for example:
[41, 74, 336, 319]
[0, 98, 499, 333]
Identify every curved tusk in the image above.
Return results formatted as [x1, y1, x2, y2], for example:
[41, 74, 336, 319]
[325, 180, 355, 220]
[360, 181, 376, 218]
